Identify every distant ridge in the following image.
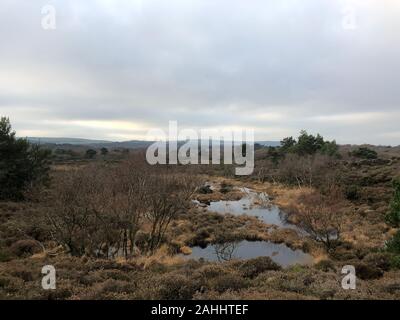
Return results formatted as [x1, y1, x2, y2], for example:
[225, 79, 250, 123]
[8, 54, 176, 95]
[25, 137, 281, 149]
[26, 137, 154, 149]
[26, 137, 113, 145]
[256, 141, 281, 147]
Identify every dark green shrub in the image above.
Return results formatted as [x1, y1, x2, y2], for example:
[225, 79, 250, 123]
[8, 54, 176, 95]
[385, 179, 400, 227]
[280, 130, 338, 157]
[320, 141, 340, 157]
[0, 117, 51, 200]
[350, 147, 378, 159]
[290, 130, 322, 155]
[389, 255, 400, 269]
[280, 136, 296, 152]
[386, 230, 400, 254]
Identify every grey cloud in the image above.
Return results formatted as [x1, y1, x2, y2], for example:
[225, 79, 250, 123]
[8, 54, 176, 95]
[0, 0, 399, 144]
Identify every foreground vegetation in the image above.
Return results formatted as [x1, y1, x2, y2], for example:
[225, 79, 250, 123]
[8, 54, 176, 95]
[1, 119, 400, 299]
[2, 253, 400, 300]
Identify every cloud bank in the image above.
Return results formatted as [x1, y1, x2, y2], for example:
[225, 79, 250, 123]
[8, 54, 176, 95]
[1, 0, 399, 144]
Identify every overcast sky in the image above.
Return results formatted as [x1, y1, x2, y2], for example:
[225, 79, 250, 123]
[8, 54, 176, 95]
[1, 0, 399, 145]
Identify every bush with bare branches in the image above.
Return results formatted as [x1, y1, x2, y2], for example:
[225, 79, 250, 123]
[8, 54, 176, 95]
[290, 188, 348, 251]
[46, 156, 201, 258]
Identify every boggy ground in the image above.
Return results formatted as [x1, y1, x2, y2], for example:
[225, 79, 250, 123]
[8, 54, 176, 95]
[190, 175, 395, 254]
[1, 159, 400, 299]
[170, 177, 317, 257]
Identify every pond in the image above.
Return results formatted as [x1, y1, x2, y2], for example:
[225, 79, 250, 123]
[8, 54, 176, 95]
[190, 185, 313, 267]
[206, 187, 301, 231]
[183, 240, 313, 267]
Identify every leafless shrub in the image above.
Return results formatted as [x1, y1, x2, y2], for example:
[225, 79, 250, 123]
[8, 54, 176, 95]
[143, 172, 200, 253]
[291, 188, 347, 251]
[255, 153, 343, 190]
[46, 155, 201, 257]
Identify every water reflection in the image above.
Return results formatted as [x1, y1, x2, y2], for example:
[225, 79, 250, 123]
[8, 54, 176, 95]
[190, 186, 313, 266]
[184, 240, 313, 267]
[206, 187, 301, 232]
[214, 242, 238, 262]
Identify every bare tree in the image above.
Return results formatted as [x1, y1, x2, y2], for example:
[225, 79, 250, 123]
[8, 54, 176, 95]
[291, 188, 347, 251]
[276, 153, 342, 189]
[144, 172, 200, 253]
[46, 154, 201, 258]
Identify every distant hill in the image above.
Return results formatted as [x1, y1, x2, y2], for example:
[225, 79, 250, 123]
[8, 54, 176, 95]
[256, 141, 281, 147]
[26, 137, 113, 145]
[26, 137, 154, 150]
[99, 140, 154, 149]
[25, 137, 281, 149]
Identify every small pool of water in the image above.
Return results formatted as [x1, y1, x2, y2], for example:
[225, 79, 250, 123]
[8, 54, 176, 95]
[184, 240, 313, 267]
[191, 185, 312, 266]
[206, 187, 299, 231]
